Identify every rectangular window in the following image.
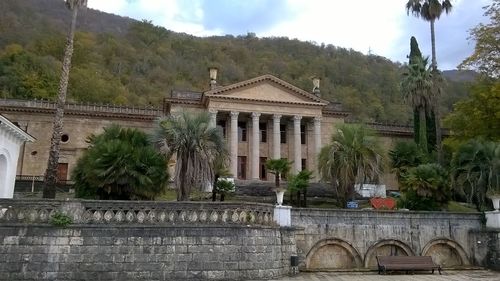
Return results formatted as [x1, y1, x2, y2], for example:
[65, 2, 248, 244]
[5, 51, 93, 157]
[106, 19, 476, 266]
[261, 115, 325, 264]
[300, 125, 306, 144]
[217, 120, 226, 138]
[260, 123, 267, 143]
[237, 156, 247, 180]
[280, 124, 287, 144]
[238, 121, 247, 142]
[260, 157, 267, 180]
[301, 159, 306, 171]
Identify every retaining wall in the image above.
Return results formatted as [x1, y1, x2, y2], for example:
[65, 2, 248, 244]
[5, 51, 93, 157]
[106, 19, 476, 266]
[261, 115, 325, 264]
[0, 199, 296, 281]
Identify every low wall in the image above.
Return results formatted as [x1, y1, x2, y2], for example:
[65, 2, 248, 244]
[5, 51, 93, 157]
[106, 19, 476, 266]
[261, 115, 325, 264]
[470, 229, 500, 271]
[0, 199, 296, 281]
[291, 208, 483, 270]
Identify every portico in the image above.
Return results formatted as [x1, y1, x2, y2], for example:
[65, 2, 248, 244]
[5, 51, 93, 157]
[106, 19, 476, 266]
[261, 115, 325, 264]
[163, 71, 354, 184]
[201, 74, 328, 181]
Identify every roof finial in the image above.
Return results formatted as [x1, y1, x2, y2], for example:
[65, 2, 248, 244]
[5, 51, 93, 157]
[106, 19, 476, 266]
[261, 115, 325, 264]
[312, 77, 320, 97]
[209, 67, 218, 90]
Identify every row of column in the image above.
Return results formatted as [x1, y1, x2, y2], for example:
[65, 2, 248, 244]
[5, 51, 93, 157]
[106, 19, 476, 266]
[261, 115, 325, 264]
[209, 110, 321, 180]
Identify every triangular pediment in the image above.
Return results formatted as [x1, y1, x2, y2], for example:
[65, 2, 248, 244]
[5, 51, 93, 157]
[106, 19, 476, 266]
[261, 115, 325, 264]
[204, 75, 328, 105]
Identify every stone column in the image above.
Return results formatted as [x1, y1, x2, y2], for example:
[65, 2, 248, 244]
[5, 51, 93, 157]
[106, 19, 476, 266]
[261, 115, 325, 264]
[209, 109, 218, 128]
[272, 114, 281, 160]
[313, 116, 322, 181]
[293, 115, 302, 173]
[251, 112, 261, 180]
[230, 111, 239, 178]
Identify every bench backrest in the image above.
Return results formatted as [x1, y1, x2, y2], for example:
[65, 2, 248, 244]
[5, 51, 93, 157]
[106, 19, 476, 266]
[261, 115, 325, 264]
[377, 256, 435, 265]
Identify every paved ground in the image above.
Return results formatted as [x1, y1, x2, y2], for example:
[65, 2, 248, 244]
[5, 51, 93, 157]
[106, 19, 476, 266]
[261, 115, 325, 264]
[259, 270, 500, 281]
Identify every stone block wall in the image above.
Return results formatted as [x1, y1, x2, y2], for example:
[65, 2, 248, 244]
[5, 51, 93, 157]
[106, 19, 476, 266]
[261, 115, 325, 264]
[0, 199, 297, 280]
[0, 224, 293, 281]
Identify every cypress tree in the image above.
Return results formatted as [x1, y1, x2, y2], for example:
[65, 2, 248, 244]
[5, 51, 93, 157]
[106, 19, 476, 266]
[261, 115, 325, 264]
[408, 37, 435, 152]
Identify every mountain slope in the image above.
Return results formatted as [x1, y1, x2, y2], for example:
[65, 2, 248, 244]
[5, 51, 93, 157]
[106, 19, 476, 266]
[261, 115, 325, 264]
[0, 0, 471, 124]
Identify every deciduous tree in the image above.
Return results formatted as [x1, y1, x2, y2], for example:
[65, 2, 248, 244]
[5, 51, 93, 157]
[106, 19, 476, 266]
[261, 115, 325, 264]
[459, 0, 500, 77]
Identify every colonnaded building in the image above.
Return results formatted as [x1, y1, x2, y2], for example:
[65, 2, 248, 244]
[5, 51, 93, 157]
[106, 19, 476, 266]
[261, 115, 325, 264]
[0, 69, 414, 190]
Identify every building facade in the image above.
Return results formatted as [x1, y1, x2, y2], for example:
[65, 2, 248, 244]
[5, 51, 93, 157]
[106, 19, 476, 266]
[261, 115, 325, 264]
[0, 114, 35, 197]
[0, 72, 414, 190]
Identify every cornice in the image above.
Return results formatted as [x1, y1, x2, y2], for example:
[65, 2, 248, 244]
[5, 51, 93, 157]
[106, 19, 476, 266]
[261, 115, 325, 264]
[0, 106, 162, 121]
[0, 115, 35, 142]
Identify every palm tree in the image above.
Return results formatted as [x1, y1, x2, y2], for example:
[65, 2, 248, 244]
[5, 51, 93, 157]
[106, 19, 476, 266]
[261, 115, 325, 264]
[265, 158, 292, 190]
[318, 124, 385, 208]
[451, 139, 500, 211]
[389, 141, 427, 181]
[43, 0, 87, 198]
[154, 112, 227, 201]
[73, 125, 169, 200]
[406, 0, 452, 163]
[406, 0, 452, 71]
[401, 56, 434, 153]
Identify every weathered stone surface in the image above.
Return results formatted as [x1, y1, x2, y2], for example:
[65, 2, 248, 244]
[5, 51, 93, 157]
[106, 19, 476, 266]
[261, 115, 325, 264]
[0, 224, 293, 281]
[291, 209, 484, 270]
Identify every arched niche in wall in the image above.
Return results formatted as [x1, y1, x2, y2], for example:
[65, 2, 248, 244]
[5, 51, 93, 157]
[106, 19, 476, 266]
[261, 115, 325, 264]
[305, 238, 363, 270]
[421, 238, 470, 267]
[364, 239, 414, 268]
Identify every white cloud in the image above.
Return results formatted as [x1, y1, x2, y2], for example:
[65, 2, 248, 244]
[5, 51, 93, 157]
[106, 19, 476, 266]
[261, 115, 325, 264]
[260, 0, 404, 57]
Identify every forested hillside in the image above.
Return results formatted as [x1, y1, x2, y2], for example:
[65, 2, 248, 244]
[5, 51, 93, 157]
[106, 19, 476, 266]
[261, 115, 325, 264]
[0, 0, 470, 123]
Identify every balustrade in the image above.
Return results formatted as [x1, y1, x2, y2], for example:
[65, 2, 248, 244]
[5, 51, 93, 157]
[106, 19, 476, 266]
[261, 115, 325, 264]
[0, 98, 162, 116]
[0, 199, 275, 227]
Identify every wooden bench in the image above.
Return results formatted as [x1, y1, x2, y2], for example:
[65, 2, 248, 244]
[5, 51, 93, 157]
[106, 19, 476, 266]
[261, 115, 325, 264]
[376, 256, 441, 275]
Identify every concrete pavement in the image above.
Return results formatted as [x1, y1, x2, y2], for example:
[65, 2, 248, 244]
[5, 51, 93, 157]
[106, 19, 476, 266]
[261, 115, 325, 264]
[259, 270, 500, 281]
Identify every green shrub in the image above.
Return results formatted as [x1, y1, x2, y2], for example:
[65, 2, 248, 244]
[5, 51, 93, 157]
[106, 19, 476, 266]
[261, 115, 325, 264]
[73, 125, 169, 200]
[50, 212, 73, 227]
[399, 163, 450, 210]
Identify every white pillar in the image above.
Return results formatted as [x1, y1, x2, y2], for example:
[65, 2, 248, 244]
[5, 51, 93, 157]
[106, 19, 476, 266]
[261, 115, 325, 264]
[313, 117, 322, 181]
[230, 111, 239, 178]
[209, 109, 217, 128]
[293, 115, 302, 173]
[272, 114, 281, 160]
[251, 112, 261, 180]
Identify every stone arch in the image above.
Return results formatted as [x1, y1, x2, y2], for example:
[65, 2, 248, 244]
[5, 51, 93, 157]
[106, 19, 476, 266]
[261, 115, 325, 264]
[421, 238, 469, 267]
[305, 238, 363, 270]
[0, 149, 11, 197]
[364, 239, 415, 268]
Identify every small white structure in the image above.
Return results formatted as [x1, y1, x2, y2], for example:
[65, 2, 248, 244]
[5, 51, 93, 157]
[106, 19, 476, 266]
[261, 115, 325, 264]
[486, 195, 500, 229]
[354, 183, 386, 198]
[0, 115, 35, 198]
[274, 205, 291, 227]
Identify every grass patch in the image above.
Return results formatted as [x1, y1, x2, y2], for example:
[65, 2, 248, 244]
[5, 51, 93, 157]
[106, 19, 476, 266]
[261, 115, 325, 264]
[447, 201, 477, 213]
[156, 189, 177, 201]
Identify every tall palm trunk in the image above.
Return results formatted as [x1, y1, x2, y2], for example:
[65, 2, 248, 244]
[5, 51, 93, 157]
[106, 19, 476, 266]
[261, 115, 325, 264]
[178, 152, 190, 201]
[43, 7, 79, 198]
[434, 89, 443, 163]
[418, 107, 428, 153]
[430, 19, 443, 163]
[430, 19, 437, 71]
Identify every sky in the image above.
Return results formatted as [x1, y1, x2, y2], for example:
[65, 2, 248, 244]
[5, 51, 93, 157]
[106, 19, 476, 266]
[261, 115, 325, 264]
[87, 0, 492, 70]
